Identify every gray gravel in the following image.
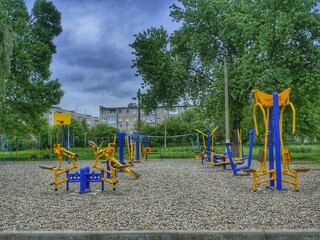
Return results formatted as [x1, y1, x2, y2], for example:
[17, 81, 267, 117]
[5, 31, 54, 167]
[0, 158, 319, 231]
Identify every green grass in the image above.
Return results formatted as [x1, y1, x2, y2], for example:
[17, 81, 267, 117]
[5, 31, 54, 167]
[1, 144, 320, 164]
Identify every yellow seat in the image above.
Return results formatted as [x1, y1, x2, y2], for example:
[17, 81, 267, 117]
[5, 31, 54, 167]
[38, 165, 56, 170]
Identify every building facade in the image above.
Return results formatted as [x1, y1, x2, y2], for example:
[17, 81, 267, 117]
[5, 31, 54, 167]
[46, 107, 99, 129]
[99, 104, 187, 132]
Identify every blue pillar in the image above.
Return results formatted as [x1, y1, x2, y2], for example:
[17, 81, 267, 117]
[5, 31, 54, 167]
[80, 167, 86, 193]
[273, 92, 282, 190]
[207, 133, 211, 149]
[116, 132, 126, 165]
[136, 139, 142, 161]
[206, 133, 211, 161]
[85, 166, 90, 191]
[66, 172, 69, 192]
[80, 166, 91, 193]
[268, 110, 275, 188]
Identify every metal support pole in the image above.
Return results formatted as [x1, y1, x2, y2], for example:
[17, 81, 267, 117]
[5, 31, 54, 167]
[138, 89, 141, 132]
[49, 134, 53, 159]
[116, 132, 126, 165]
[84, 133, 87, 159]
[224, 55, 230, 144]
[268, 110, 275, 188]
[273, 92, 282, 190]
[164, 116, 167, 148]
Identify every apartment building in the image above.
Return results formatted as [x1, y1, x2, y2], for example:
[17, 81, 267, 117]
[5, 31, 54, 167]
[47, 107, 99, 128]
[99, 104, 187, 132]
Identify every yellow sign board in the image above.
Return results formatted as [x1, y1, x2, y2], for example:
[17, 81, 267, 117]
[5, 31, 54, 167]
[53, 113, 71, 125]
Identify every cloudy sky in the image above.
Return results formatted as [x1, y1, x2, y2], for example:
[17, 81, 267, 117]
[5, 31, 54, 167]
[24, 0, 180, 117]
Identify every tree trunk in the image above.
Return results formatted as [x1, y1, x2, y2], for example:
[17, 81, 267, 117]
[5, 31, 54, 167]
[231, 119, 241, 157]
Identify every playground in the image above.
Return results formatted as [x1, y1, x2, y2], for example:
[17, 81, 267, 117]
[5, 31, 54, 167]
[0, 157, 319, 232]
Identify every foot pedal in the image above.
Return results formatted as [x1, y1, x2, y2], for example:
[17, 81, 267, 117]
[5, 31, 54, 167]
[130, 170, 140, 179]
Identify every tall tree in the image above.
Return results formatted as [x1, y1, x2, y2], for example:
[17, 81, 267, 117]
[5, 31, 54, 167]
[130, 27, 187, 113]
[0, 0, 64, 135]
[131, 0, 320, 140]
[0, 17, 14, 105]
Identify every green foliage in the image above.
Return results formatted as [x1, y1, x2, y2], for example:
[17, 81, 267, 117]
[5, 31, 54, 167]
[130, 0, 320, 141]
[0, 16, 15, 104]
[69, 118, 86, 147]
[0, 0, 63, 136]
[130, 27, 187, 114]
[87, 123, 120, 144]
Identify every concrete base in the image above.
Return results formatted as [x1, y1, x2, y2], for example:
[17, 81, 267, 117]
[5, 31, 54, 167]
[0, 230, 319, 240]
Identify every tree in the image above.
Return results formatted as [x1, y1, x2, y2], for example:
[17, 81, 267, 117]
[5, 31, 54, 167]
[179, 107, 208, 128]
[0, 0, 63, 136]
[69, 118, 86, 147]
[130, 27, 188, 114]
[130, 0, 320, 140]
[88, 123, 119, 144]
[0, 17, 14, 105]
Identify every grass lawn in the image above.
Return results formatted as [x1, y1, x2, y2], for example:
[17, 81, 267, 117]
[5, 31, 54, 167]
[1, 143, 320, 165]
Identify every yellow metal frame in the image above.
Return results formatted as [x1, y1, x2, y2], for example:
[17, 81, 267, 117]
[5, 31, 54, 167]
[194, 126, 219, 164]
[89, 140, 140, 191]
[39, 144, 78, 191]
[127, 136, 146, 164]
[250, 88, 308, 191]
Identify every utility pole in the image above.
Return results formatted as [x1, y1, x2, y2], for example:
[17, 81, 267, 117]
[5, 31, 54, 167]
[224, 55, 230, 144]
[137, 88, 141, 132]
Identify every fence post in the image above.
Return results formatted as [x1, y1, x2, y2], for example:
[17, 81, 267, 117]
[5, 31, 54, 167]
[50, 134, 53, 159]
[15, 138, 19, 161]
[37, 136, 40, 159]
[84, 133, 87, 159]
[27, 137, 30, 160]
[72, 133, 75, 151]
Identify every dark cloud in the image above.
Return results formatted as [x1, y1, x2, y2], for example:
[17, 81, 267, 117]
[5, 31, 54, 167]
[25, 0, 180, 116]
[58, 44, 130, 71]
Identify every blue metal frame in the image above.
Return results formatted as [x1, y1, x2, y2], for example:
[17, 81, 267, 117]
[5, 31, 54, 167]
[225, 128, 255, 175]
[116, 132, 126, 165]
[273, 92, 283, 190]
[66, 166, 105, 193]
[1, 134, 15, 165]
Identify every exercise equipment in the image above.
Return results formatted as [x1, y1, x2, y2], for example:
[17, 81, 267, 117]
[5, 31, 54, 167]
[225, 128, 255, 175]
[199, 127, 248, 171]
[66, 165, 105, 193]
[39, 144, 78, 191]
[243, 88, 309, 191]
[194, 126, 219, 165]
[127, 132, 150, 163]
[89, 140, 140, 191]
[202, 130, 246, 170]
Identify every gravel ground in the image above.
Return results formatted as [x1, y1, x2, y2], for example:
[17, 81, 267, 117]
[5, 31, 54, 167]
[0, 158, 319, 231]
